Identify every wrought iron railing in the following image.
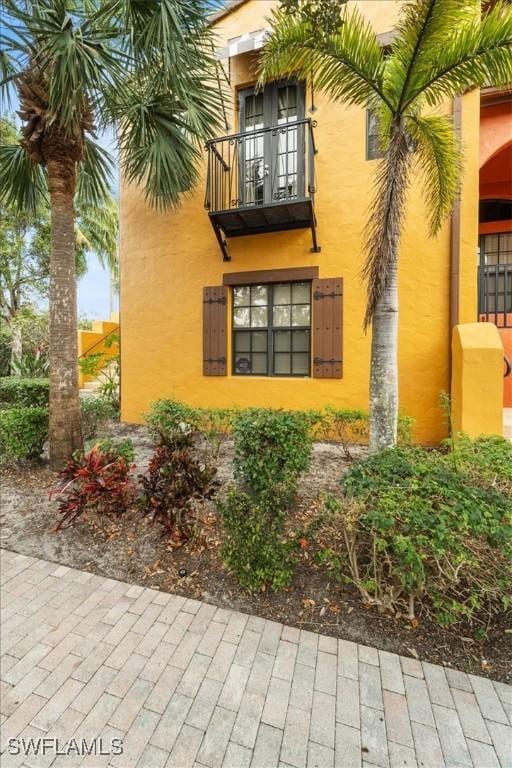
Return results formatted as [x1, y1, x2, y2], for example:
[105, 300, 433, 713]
[205, 118, 317, 214]
[478, 264, 512, 327]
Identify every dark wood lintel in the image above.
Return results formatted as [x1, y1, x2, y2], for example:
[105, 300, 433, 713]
[223, 266, 319, 286]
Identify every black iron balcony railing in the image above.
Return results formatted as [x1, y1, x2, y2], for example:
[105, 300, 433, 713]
[478, 263, 512, 327]
[205, 119, 319, 261]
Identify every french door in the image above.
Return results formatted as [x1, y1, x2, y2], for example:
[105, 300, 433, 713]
[238, 81, 305, 207]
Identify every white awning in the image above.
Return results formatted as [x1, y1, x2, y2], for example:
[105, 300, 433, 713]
[215, 28, 269, 60]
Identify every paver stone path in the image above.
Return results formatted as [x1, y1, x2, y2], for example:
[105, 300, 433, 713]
[1, 550, 511, 768]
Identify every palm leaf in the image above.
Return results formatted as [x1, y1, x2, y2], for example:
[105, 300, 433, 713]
[401, 0, 512, 110]
[76, 195, 118, 277]
[76, 138, 115, 208]
[384, 0, 478, 111]
[405, 111, 462, 237]
[0, 143, 48, 213]
[260, 5, 389, 110]
[113, 70, 222, 209]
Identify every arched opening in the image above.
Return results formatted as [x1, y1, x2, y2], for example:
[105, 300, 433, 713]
[478, 139, 512, 407]
[478, 142, 512, 321]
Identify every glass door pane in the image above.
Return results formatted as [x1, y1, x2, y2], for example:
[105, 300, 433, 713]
[241, 92, 265, 206]
[274, 85, 300, 201]
[239, 82, 304, 207]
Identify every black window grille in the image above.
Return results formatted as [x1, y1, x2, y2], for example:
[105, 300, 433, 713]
[478, 232, 512, 325]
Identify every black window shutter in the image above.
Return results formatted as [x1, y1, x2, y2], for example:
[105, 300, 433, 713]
[203, 286, 228, 376]
[312, 277, 343, 378]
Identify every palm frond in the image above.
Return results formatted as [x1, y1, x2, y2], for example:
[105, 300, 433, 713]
[260, 5, 389, 110]
[405, 112, 462, 237]
[113, 70, 222, 209]
[76, 138, 115, 208]
[14, 0, 125, 136]
[0, 143, 48, 213]
[401, 0, 512, 110]
[76, 195, 118, 277]
[384, 0, 477, 111]
[120, 0, 214, 69]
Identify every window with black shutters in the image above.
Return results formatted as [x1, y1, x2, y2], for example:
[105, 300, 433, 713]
[232, 282, 311, 376]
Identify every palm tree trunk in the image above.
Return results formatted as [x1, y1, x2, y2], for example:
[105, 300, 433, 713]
[368, 246, 399, 454]
[364, 124, 409, 455]
[47, 150, 83, 469]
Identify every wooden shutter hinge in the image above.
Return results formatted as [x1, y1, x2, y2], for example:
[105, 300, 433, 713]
[204, 296, 227, 305]
[313, 290, 342, 300]
[314, 357, 342, 365]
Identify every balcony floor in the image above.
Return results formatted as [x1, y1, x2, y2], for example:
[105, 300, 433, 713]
[210, 198, 314, 238]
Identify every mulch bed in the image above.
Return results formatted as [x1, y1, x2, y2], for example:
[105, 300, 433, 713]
[1, 422, 511, 683]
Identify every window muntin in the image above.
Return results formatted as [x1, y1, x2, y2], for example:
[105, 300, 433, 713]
[480, 232, 512, 266]
[232, 282, 311, 376]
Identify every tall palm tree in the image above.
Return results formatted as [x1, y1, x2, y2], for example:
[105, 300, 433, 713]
[0, 0, 222, 468]
[261, 0, 512, 452]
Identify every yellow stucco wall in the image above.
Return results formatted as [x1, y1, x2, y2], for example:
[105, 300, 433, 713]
[119, 0, 480, 444]
[451, 323, 504, 437]
[78, 316, 119, 387]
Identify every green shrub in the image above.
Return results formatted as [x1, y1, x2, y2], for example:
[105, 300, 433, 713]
[94, 438, 135, 464]
[312, 407, 413, 449]
[232, 408, 312, 498]
[78, 352, 104, 376]
[0, 407, 49, 462]
[146, 398, 414, 452]
[0, 377, 49, 408]
[80, 396, 115, 440]
[219, 487, 294, 592]
[145, 399, 200, 447]
[323, 446, 512, 627]
[449, 434, 512, 494]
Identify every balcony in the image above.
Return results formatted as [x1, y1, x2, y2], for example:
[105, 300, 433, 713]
[204, 119, 319, 261]
[478, 263, 512, 328]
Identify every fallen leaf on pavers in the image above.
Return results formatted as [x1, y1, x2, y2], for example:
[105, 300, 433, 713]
[406, 646, 419, 659]
[302, 598, 315, 608]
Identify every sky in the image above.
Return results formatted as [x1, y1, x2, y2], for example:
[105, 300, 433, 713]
[78, 127, 118, 320]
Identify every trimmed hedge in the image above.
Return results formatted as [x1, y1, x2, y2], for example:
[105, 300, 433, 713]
[0, 407, 49, 462]
[0, 377, 49, 409]
[145, 398, 413, 449]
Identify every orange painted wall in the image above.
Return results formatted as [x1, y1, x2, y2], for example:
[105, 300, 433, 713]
[480, 143, 512, 203]
[479, 101, 512, 168]
[502, 328, 512, 405]
[478, 101, 512, 406]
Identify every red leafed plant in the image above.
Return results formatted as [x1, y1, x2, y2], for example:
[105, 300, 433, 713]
[52, 446, 135, 530]
[138, 434, 217, 543]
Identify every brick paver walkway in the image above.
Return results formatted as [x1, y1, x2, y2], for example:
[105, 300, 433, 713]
[1, 550, 510, 768]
